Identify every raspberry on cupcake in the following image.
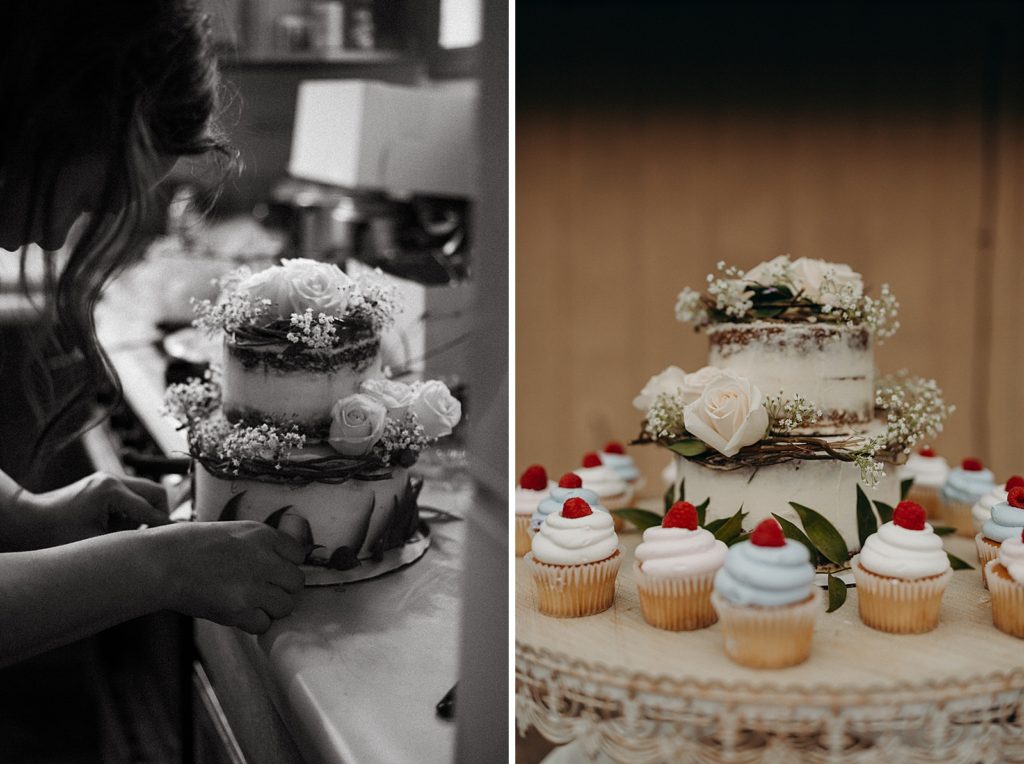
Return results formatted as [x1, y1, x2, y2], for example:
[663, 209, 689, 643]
[515, 464, 555, 557]
[972, 474, 1023, 535]
[976, 486, 1024, 587]
[529, 472, 607, 533]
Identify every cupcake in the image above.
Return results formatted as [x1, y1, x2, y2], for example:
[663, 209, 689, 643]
[985, 528, 1024, 639]
[973, 475, 1024, 535]
[574, 452, 634, 511]
[634, 501, 726, 630]
[899, 446, 949, 519]
[515, 465, 554, 557]
[976, 487, 1024, 587]
[711, 518, 819, 669]
[852, 501, 953, 634]
[530, 473, 608, 532]
[940, 457, 996, 537]
[526, 497, 622, 617]
[600, 441, 646, 494]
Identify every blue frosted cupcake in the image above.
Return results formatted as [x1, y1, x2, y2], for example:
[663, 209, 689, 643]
[941, 457, 996, 537]
[530, 472, 608, 531]
[976, 487, 1024, 587]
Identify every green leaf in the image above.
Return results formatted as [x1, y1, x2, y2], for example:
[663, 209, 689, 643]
[789, 502, 850, 565]
[947, 552, 974, 570]
[218, 491, 246, 522]
[695, 497, 710, 527]
[668, 439, 708, 458]
[726, 531, 751, 547]
[933, 525, 956, 536]
[900, 478, 914, 501]
[826, 574, 848, 613]
[751, 305, 786, 319]
[874, 501, 894, 524]
[712, 507, 746, 544]
[611, 509, 663, 531]
[662, 482, 676, 512]
[771, 513, 818, 561]
[262, 505, 293, 529]
[855, 484, 879, 549]
[705, 517, 726, 534]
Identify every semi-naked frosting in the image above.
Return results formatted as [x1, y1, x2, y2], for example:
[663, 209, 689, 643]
[531, 486, 605, 530]
[997, 535, 1024, 585]
[973, 487, 1009, 532]
[713, 539, 814, 607]
[600, 451, 640, 483]
[573, 465, 628, 499]
[982, 502, 1024, 543]
[900, 452, 950, 490]
[635, 527, 726, 577]
[706, 322, 873, 432]
[531, 510, 618, 565]
[942, 467, 996, 504]
[858, 522, 950, 579]
[516, 482, 556, 517]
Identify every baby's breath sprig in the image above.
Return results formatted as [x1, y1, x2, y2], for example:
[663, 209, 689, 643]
[192, 291, 271, 337]
[763, 393, 823, 435]
[674, 287, 708, 326]
[643, 392, 690, 441]
[162, 378, 221, 425]
[875, 371, 954, 456]
[374, 412, 430, 466]
[705, 261, 755, 318]
[286, 309, 339, 349]
[348, 270, 400, 331]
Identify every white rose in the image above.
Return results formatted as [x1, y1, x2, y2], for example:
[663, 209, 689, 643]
[360, 378, 418, 417]
[743, 255, 792, 286]
[682, 370, 769, 457]
[410, 380, 462, 439]
[632, 366, 688, 412]
[819, 263, 863, 306]
[788, 258, 862, 304]
[240, 258, 354, 318]
[328, 393, 387, 456]
[679, 365, 721, 404]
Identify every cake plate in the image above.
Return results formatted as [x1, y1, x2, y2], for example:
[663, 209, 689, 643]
[516, 533, 1024, 763]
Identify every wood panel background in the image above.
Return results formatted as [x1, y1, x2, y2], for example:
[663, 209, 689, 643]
[515, 6, 1024, 492]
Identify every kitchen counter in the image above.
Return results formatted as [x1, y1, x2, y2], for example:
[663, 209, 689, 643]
[96, 278, 465, 763]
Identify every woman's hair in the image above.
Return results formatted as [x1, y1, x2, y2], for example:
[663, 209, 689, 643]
[0, 0, 233, 466]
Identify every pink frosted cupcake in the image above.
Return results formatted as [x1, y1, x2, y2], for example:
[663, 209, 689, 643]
[986, 528, 1024, 639]
[515, 464, 554, 557]
[634, 502, 726, 630]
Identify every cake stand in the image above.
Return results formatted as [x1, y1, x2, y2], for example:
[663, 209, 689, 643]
[516, 533, 1024, 763]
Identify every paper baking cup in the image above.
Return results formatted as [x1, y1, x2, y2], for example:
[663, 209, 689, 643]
[515, 515, 533, 558]
[525, 549, 622, 618]
[940, 500, 976, 537]
[634, 562, 717, 631]
[852, 558, 952, 634]
[710, 589, 821, 669]
[906, 485, 941, 520]
[985, 561, 1024, 639]
[975, 534, 1000, 588]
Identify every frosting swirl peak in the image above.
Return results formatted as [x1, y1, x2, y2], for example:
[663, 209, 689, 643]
[981, 501, 1024, 543]
[635, 526, 726, 577]
[531, 486, 605, 530]
[531, 510, 618, 565]
[941, 466, 995, 504]
[858, 521, 950, 579]
[713, 539, 815, 607]
[997, 534, 1024, 586]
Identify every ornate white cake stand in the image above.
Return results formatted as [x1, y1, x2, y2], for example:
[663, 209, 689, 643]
[516, 534, 1024, 763]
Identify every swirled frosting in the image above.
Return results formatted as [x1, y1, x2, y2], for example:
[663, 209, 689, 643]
[858, 522, 950, 579]
[531, 510, 618, 565]
[997, 534, 1024, 585]
[515, 481, 556, 516]
[713, 539, 815, 607]
[573, 465, 628, 499]
[972, 486, 1008, 531]
[941, 467, 995, 504]
[600, 451, 641, 483]
[900, 452, 949, 490]
[981, 501, 1024, 543]
[635, 527, 726, 577]
[531, 486, 605, 530]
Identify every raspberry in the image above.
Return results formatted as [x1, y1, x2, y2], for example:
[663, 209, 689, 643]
[1008, 487, 1024, 509]
[893, 501, 927, 530]
[603, 441, 626, 455]
[561, 497, 593, 519]
[918, 446, 936, 458]
[750, 518, 786, 547]
[557, 473, 583, 489]
[581, 451, 603, 468]
[519, 465, 548, 491]
[962, 457, 984, 471]
[1005, 475, 1024, 492]
[662, 501, 698, 530]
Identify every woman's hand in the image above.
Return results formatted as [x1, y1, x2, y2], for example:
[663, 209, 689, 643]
[152, 521, 306, 634]
[20, 471, 171, 549]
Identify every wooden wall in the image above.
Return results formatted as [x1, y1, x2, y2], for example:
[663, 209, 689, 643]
[515, 7, 1024, 490]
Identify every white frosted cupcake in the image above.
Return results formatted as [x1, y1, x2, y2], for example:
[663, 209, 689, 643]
[711, 519, 819, 669]
[634, 501, 726, 630]
[852, 501, 952, 634]
[515, 465, 554, 557]
[986, 529, 1024, 639]
[599, 441, 646, 494]
[900, 447, 948, 519]
[574, 452, 633, 511]
[530, 473, 608, 532]
[940, 457, 996, 537]
[973, 475, 1023, 535]
[976, 487, 1024, 587]
[526, 497, 622, 618]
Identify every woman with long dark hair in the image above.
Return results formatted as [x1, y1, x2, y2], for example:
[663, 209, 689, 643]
[0, 0, 305, 665]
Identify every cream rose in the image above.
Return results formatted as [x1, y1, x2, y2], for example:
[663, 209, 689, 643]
[789, 257, 862, 304]
[360, 378, 417, 417]
[680, 365, 721, 405]
[240, 258, 354, 318]
[632, 366, 688, 412]
[410, 380, 462, 439]
[682, 370, 769, 457]
[743, 255, 792, 286]
[328, 393, 387, 456]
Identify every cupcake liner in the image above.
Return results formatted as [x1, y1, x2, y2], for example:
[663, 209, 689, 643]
[851, 558, 952, 634]
[906, 485, 941, 520]
[710, 589, 821, 669]
[515, 515, 533, 558]
[940, 500, 977, 538]
[974, 534, 1000, 588]
[525, 549, 622, 618]
[633, 562, 717, 631]
[986, 561, 1024, 639]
